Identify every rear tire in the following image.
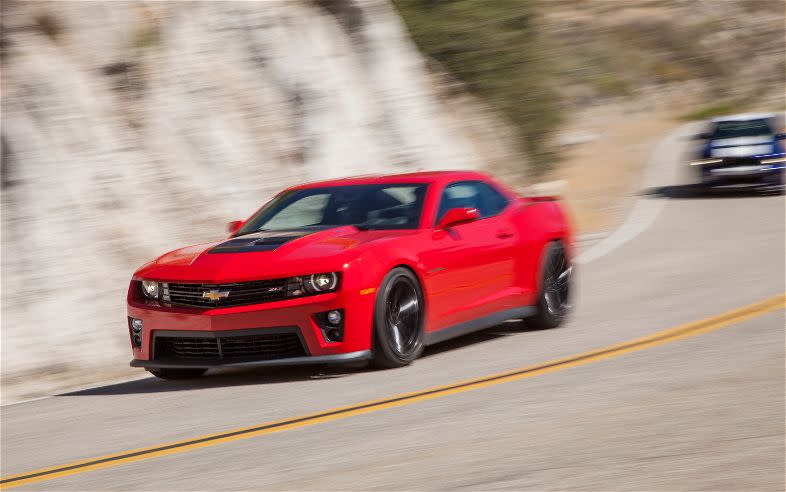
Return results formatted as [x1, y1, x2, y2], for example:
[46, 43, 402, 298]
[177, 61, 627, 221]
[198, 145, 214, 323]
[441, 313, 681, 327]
[372, 267, 425, 369]
[147, 368, 207, 380]
[525, 241, 572, 330]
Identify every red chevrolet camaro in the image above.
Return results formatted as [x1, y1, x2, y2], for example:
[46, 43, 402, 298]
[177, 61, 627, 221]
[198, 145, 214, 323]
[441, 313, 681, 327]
[128, 171, 573, 379]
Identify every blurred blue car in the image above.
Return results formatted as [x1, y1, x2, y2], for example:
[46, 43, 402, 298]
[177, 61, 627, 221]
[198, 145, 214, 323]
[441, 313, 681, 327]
[691, 113, 785, 192]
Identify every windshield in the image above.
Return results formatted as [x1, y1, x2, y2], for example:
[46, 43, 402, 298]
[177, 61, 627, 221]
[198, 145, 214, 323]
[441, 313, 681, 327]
[235, 183, 429, 234]
[712, 119, 773, 139]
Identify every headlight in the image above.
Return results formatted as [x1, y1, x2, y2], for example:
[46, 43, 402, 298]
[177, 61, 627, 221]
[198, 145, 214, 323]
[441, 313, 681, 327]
[286, 272, 339, 297]
[306, 273, 338, 293]
[761, 156, 786, 164]
[690, 158, 723, 166]
[141, 280, 159, 299]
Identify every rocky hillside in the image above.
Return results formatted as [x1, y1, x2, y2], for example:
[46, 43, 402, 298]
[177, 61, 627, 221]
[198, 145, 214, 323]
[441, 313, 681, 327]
[0, 0, 510, 394]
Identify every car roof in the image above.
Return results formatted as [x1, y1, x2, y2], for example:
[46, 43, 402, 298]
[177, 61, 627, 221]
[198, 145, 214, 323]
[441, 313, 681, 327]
[287, 170, 492, 190]
[710, 112, 779, 123]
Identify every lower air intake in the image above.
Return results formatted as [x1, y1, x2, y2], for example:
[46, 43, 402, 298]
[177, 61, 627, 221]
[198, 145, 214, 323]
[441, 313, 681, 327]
[154, 331, 307, 362]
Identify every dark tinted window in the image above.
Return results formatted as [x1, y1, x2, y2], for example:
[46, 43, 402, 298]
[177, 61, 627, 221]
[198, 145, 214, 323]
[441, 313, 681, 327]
[436, 181, 510, 222]
[476, 181, 509, 216]
[712, 119, 773, 139]
[236, 184, 429, 234]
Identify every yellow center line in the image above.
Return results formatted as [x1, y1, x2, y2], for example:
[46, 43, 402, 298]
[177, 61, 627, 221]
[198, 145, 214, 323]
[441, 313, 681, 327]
[2, 293, 784, 489]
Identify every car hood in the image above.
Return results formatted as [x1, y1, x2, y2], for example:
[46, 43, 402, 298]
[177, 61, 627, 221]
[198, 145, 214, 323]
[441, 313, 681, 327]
[135, 226, 413, 283]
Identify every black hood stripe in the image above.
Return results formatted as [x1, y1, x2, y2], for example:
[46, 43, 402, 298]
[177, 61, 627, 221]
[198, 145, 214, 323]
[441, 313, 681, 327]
[208, 230, 315, 254]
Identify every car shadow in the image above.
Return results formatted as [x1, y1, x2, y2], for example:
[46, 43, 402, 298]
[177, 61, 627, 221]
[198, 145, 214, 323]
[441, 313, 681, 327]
[60, 364, 355, 396]
[60, 321, 530, 396]
[642, 184, 782, 199]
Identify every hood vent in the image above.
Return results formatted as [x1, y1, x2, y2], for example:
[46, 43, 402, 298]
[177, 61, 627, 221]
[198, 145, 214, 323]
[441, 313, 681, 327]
[208, 231, 311, 254]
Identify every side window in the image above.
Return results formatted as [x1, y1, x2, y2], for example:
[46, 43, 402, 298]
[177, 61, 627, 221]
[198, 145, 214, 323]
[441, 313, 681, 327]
[437, 182, 481, 223]
[436, 180, 510, 223]
[474, 181, 510, 216]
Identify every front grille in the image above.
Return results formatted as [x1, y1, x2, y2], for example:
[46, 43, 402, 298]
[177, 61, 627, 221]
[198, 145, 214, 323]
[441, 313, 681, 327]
[154, 332, 306, 362]
[164, 278, 288, 309]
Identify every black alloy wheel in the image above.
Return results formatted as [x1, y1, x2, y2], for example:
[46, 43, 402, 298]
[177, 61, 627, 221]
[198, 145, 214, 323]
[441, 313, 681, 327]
[544, 243, 571, 316]
[373, 268, 425, 368]
[526, 241, 572, 330]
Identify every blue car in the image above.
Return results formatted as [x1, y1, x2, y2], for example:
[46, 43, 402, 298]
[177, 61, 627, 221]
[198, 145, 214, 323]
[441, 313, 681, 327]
[691, 113, 785, 192]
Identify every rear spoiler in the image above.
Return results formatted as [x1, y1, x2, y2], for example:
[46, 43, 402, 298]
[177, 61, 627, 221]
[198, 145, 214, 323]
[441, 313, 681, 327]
[515, 195, 560, 208]
[521, 180, 565, 203]
[524, 195, 560, 202]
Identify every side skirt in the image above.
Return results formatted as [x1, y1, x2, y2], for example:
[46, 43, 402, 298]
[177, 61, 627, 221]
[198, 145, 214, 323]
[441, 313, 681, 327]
[423, 306, 535, 346]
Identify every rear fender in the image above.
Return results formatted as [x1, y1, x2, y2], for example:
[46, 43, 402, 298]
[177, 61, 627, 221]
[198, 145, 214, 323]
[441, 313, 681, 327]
[516, 198, 573, 255]
[510, 199, 574, 299]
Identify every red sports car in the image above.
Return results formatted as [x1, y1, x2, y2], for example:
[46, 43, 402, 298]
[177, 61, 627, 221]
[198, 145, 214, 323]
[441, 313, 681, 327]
[127, 171, 573, 379]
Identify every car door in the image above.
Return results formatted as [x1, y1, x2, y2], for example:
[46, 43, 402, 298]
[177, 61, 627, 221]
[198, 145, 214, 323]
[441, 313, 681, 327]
[421, 180, 517, 332]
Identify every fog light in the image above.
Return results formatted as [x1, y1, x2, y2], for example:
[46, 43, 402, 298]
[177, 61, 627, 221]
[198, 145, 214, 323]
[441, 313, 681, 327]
[314, 309, 344, 342]
[130, 318, 143, 333]
[326, 310, 342, 325]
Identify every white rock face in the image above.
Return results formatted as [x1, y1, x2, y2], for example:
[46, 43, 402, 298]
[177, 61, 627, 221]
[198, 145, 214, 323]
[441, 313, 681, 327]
[0, 1, 483, 384]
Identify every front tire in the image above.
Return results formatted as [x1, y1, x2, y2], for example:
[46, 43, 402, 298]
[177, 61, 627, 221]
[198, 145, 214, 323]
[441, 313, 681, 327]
[526, 241, 572, 330]
[372, 267, 425, 368]
[147, 368, 207, 380]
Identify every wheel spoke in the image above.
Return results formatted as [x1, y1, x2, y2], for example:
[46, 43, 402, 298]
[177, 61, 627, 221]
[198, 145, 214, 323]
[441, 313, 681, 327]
[386, 299, 397, 325]
[391, 324, 404, 353]
[390, 289, 401, 321]
[556, 265, 572, 288]
[545, 291, 557, 312]
[543, 247, 571, 316]
[398, 297, 418, 319]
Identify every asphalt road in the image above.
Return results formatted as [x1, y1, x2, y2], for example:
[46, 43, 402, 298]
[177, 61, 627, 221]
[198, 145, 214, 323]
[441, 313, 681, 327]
[2, 125, 784, 491]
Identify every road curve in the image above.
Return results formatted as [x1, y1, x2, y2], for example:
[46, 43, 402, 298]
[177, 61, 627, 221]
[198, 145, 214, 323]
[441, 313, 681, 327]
[2, 127, 784, 491]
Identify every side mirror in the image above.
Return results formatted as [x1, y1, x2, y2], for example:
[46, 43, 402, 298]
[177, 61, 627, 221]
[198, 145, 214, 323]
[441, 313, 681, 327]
[775, 133, 786, 140]
[436, 207, 480, 230]
[227, 220, 244, 234]
[692, 132, 711, 140]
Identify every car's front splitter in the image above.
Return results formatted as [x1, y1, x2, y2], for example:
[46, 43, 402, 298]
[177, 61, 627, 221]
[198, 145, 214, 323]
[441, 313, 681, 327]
[130, 350, 372, 369]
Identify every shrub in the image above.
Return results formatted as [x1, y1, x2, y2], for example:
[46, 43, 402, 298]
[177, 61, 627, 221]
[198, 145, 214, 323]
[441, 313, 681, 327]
[393, 0, 562, 175]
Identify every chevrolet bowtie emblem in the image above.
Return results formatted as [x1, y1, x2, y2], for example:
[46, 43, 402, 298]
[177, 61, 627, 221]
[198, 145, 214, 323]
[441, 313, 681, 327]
[202, 289, 230, 301]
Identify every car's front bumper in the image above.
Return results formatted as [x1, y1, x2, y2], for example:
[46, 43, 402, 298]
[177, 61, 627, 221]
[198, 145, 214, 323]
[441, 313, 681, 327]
[698, 156, 784, 190]
[127, 285, 377, 368]
[130, 350, 371, 369]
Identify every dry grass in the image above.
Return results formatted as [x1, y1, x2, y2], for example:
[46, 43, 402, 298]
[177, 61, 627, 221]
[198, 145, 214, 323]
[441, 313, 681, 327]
[545, 103, 681, 233]
[542, 0, 784, 111]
